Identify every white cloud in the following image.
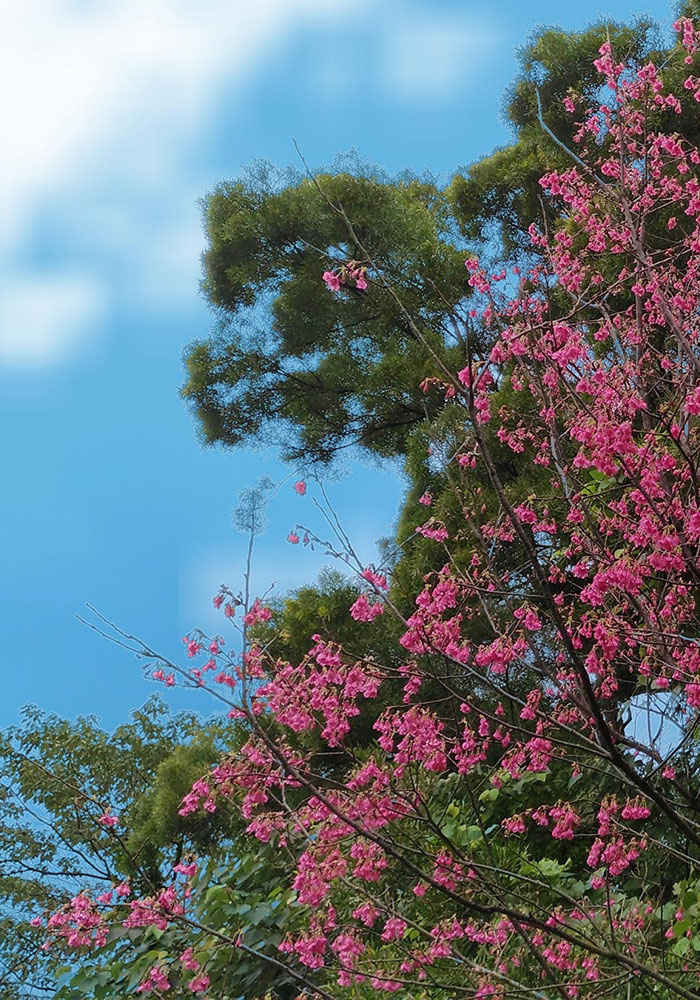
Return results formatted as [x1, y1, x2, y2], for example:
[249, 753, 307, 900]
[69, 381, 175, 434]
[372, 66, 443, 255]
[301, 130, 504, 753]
[0, 0, 493, 369]
[0, 0, 336, 254]
[0, 0, 338, 367]
[0, 271, 105, 368]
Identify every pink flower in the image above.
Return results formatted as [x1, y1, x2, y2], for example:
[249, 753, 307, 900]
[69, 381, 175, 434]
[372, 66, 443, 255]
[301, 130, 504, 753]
[243, 598, 272, 626]
[294, 480, 307, 495]
[322, 270, 341, 291]
[137, 966, 170, 994]
[180, 948, 200, 971]
[352, 902, 379, 926]
[97, 813, 119, 828]
[620, 799, 651, 821]
[514, 605, 542, 631]
[361, 567, 388, 590]
[287, 532, 299, 544]
[416, 521, 449, 542]
[349, 594, 384, 622]
[381, 917, 407, 941]
[174, 861, 197, 877]
[685, 386, 700, 415]
[549, 802, 580, 840]
[187, 974, 210, 993]
[184, 637, 201, 658]
[503, 814, 527, 835]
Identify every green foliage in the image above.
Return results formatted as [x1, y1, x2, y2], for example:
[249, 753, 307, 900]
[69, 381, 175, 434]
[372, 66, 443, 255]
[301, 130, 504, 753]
[0, 697, 233, 999]
[122, 729, 232, 882]
[448, 17, 660, 252]
[182, 17, 676, 475]
[183, 157, 472, 466]
[253, 568, 399, 665]
[54, 847, 303, 1000]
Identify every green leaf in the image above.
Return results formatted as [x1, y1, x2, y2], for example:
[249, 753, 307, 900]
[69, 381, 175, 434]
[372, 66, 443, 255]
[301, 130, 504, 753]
[673, 918, 692, 939]
[479, 787, 500, 803]
[205, 884, 230, 906]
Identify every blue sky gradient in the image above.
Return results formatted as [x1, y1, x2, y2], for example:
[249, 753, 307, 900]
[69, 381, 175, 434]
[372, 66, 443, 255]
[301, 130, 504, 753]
[0, 0, 677, 727]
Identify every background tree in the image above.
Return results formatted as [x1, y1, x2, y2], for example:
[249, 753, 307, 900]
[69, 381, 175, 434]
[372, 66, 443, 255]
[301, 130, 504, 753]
[0, 698, 241, 999]
[181, 14, 685, 468]
[184, 160, 471, 466]
[181, 10, 698, 649]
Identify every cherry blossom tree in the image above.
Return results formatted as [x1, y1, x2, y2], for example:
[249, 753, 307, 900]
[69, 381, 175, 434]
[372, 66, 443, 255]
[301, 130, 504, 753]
[46, 17, 700, 1000]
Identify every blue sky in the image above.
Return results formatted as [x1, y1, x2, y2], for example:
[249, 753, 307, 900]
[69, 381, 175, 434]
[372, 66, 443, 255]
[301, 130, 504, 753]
[0, 0, 676, 728]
